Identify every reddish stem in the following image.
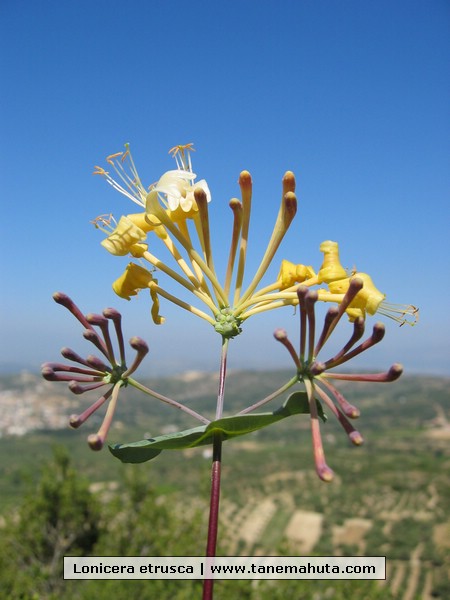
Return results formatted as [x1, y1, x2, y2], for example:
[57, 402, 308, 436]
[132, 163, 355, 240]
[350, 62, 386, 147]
[202, 337, 229, 600]
[202, 436, 222, 600]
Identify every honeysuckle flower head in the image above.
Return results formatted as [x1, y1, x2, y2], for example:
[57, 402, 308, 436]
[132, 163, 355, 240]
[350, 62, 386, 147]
[273, 280, 403, 482]
[41, 293, 149, 450]
[94, 144, 303, 336]
[93, 144, 417, 341]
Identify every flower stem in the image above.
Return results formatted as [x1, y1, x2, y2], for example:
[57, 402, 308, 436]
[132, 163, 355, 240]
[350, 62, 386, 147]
[147, 281, 217, 325]
[202, 337, 229, 600]
[126, 377, 210, 424]
[238, 375, 298, 414]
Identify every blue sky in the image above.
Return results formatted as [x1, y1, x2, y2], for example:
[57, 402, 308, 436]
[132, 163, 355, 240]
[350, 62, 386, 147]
[1, 0, 449, 376]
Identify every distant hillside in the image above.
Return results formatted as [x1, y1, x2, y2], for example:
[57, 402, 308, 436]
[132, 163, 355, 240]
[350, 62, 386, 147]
[1, 370, 449, 438]
[1, 371, 450, 598]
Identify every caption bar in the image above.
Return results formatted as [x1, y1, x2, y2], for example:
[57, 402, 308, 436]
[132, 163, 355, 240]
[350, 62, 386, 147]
[64, 556, 386, 580]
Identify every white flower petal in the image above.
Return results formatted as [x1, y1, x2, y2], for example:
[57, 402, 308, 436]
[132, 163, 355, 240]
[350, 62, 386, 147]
[194, 179, 212, 203]
[180, 191, 194, 212]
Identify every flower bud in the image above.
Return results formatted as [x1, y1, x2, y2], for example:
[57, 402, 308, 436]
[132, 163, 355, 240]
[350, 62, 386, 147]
[52, 291, 72, 308]
[60, 347, 84, 363]
[238, 170, 252, 192]
[229, 198, 242, 211]
[68, 381, 87, 394]
[372, 322, 385, 343]
[41, 365, 56, 380]
[129, 336, 149, 355]
[282, 171, 296, 195]
[86, 355, 109, 371]
[273, 328, 288, 342]
[317, 464, 334, 482]
[87, 434, 104, 451]
[86, 313, 109, 327]
[69, 414, 82, 429]
[282, 192, 297, 227]
[349, 431, 364, 446]
[102, 307, 121, 320]
[387, 363, 403, 381]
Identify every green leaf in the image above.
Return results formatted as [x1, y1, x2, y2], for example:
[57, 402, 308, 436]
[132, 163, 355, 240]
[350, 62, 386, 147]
[109, 390, 326, 464]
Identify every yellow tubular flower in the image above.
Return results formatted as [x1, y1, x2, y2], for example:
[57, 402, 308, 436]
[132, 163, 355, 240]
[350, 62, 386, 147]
[278, 260, 316, 289]
[129, 243, 148, 258]
[112, 263, 154, 300]
[317, 240, 348, 284]
[167, 203, 199, 223]
[319, 273, 419, 325]
[101, 216, 147, 256]
[127, 211, 168, 240]
[328, 273, 385, 317]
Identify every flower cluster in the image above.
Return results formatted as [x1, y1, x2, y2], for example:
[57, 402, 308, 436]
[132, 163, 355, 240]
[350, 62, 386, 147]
[93, 144, 417, 338]
[41, 293, 149, 450]
[93, 144, 301, 338]
[271, 279, 403, 481]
